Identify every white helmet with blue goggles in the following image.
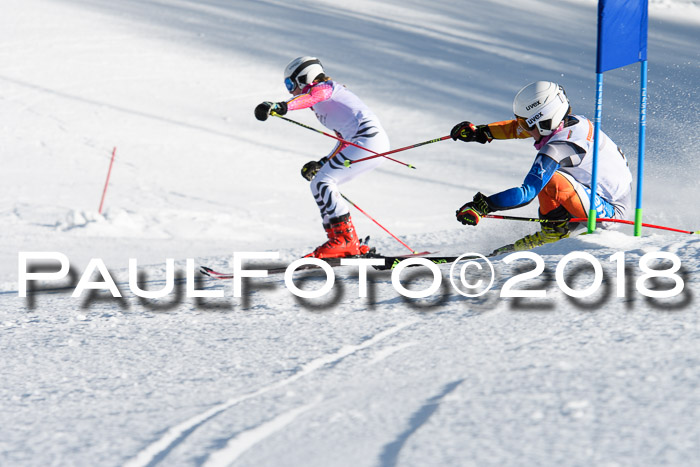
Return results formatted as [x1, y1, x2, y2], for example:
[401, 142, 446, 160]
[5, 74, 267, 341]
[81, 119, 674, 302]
[283, 56, 324, 93]
[513, 81, 571, 136]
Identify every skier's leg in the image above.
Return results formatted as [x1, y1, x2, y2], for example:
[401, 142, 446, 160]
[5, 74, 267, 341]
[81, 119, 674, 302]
[307, 134, 388, 257]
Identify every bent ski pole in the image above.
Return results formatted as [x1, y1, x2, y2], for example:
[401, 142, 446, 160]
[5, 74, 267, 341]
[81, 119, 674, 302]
[341, 194, 417, 253]
[346, 136, 451, 166]
[271, 112, 416, 169]
[570, 217, 699, 235]
[485, 214, 699, 234]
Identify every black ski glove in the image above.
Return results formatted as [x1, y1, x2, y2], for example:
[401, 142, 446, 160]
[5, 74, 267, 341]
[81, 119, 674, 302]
[301, 158, 326, 181]
[254, 101, 288, 121]
[450, 121, 493, 144]
[456, 192, 493, 226]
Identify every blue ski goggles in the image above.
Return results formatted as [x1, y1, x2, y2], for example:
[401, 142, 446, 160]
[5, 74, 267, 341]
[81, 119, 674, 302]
[284, 58, 321, 93]
[284, 77, 296, 92]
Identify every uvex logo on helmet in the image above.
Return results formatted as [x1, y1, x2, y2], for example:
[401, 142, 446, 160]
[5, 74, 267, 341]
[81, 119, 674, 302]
[526, 112, 544, 127]
[525, 100, 542, 111]
[513, 81, 571, 136]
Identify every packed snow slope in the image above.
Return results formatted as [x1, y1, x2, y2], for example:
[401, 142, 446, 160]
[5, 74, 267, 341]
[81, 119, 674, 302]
[1, 0, 699, 466]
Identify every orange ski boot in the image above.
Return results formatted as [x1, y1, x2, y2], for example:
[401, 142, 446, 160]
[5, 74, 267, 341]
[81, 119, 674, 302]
[309, 214, 370, 259]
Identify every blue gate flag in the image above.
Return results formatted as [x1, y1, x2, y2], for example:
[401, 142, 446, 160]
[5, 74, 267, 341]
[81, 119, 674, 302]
[590, 0, 649, 234]
[597, 0, 648, 73]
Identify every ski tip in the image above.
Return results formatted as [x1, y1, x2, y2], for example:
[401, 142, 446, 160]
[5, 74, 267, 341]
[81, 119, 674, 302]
[413, 251, 433, 256]
[408, 164, 416, 169]
[344, 160, 351, 167]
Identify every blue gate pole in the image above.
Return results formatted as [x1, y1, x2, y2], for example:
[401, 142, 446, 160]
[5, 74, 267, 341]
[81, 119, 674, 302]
[634, 60, 648, 236]
[588, 73, 604, 233]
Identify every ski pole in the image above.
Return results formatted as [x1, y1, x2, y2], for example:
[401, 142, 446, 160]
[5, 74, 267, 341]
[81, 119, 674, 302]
[345, 136, 451, 166]
[571, 217, 699, 235]
[341, 194, 417, 253]
[485, 214, 699, 235]
[484, 214, 565, 224]
[271, 112, 416, 169]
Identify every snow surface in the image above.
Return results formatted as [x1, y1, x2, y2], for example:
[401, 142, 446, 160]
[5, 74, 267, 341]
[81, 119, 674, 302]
[1, 0, 699, 465]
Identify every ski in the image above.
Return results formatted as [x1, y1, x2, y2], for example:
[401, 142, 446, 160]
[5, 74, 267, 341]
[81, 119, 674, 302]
[200, 257, 347, 280]
[371, 249, 508, 271]
[371, 254, 462, 271]
[200, 250, 434, 280]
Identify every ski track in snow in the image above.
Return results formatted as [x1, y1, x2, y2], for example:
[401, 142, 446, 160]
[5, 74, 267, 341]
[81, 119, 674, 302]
[203, 399, 321, 467]
[366, 342, 418, 366]
[379, 379, 464, 467]
[124, 319, 419, 467]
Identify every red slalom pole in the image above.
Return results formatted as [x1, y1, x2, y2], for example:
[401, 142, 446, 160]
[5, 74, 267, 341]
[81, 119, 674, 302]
[347, 136, 451, 165]
[271, 112, 416, 169]
[341, 194, 417, 253]
[98, 147, 117, 214]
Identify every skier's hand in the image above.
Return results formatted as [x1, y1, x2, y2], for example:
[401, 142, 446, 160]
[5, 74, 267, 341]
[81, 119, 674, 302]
[301, 159, 324, 181]
[456, 203, 482, 226]
[450, 121, 493, 144]
[456, 192, 492, 226]
[254, 101, 288, 121]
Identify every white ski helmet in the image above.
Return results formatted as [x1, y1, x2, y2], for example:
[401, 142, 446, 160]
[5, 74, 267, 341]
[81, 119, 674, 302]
[283, 56, 325, 92]
[512, 81, 570, 136]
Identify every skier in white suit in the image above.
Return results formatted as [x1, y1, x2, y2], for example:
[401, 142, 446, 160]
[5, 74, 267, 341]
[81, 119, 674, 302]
[255, 56, 390, 258]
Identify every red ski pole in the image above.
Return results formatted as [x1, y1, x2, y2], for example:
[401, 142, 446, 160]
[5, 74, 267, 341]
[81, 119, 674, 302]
[570, 217, 699, 235]
[341, 194, 418, 253]
[271, 112, 416, 169]
[485, 214, 699, 235]
[345, 136, 451, 166]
